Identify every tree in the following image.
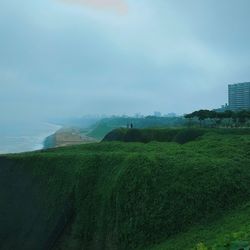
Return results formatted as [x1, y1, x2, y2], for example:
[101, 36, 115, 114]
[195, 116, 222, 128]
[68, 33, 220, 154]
[184, 109, 250, 128]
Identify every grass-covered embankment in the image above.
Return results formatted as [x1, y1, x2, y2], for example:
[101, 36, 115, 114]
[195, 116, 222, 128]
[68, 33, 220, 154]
[0, 128, 250, 250]
[147, 201, 250, 250]
[87, 116, 185, 140]
[102, 128, 206, 143]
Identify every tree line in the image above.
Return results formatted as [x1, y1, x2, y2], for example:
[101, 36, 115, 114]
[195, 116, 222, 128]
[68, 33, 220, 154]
[185, 109, 250, 127]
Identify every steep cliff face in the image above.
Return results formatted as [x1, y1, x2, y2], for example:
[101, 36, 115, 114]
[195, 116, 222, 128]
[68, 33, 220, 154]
[0, 156, 76, 250]
[0, 129, 250, 250]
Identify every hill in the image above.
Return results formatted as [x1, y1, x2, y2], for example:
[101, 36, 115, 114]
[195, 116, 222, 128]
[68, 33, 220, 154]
[0, 128, 250, 250]
[87, 116, 185, 140]
[102, 128, 206, 144]
[103, 127, 250, 144]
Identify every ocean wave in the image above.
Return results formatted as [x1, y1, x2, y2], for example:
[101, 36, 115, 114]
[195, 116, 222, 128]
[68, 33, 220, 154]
[0, 123, 61, 154]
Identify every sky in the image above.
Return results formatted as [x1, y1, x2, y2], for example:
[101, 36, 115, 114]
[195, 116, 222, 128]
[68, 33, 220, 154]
[1, 0, 250, 122]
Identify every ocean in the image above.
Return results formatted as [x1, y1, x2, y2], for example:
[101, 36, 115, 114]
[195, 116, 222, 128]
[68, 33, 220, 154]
[0, 122, 61, 154]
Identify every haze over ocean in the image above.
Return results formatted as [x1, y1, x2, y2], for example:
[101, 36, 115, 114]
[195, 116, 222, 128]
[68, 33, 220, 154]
[0, 122, 61, 154]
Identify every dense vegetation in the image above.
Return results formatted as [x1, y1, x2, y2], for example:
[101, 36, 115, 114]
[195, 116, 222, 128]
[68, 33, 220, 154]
[185, 109, 250, 128]
[103, 128, 206, 144]
[1, 128, 250, 250]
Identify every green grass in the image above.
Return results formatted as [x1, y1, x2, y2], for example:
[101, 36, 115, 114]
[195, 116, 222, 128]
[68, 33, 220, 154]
[102, 128, 206, 143]
[147, 202, 250, 250]
[87, 122, 113, 140]
[87, 116, 185, 140]
[103, 127, 250, 144]
[0, 128, 250, 250]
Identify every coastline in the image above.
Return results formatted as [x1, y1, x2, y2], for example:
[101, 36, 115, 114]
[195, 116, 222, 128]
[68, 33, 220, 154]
[43, 127, 98, 149]
[0, 122, 61, 154]
[34, 123, 62, 151]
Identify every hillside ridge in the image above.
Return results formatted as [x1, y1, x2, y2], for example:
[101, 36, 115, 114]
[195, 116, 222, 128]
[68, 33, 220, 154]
[0, 128, 250, 250]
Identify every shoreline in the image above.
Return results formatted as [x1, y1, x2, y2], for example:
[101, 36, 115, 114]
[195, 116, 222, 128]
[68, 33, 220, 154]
[0, 122, 61, 154]
[43, 127, 98, 149]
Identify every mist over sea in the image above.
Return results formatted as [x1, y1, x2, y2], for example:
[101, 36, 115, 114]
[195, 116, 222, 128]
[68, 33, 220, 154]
[0, 122, 61, 154]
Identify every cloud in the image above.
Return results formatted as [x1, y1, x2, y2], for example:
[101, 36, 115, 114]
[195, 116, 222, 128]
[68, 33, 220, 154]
[60, 0, 128, 15]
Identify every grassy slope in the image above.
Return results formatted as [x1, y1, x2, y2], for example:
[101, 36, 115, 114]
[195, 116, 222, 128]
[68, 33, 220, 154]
[102, 128, 205, 143]
[87, 117, 185, 140]
[0, 129, 250, 249]
[147, 202, 250, 250]
[103, 127, 250, 143]
[88, 122, 112, 140]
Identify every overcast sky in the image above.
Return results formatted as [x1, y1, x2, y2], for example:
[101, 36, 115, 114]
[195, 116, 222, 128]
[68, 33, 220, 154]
[1, 0, 250, 122]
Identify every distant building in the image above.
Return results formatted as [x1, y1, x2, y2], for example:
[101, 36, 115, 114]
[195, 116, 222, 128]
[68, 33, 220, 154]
[228, 82, 250, 111]
[214, 103, 229, 113]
